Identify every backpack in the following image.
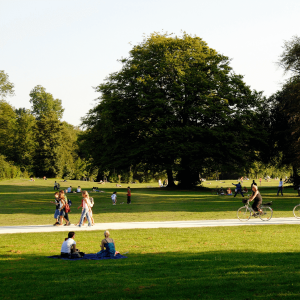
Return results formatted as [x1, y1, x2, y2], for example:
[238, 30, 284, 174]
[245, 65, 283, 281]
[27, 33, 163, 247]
[90, 197, 94, 208]
[65, 200, 71, 213]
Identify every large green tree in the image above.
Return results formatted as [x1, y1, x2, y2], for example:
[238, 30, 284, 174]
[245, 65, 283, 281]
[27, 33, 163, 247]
[33, 112, 63, 177]
[82, 33, 267, 187]
[270, 35, 300, 184]
[29, 85, 64, 120]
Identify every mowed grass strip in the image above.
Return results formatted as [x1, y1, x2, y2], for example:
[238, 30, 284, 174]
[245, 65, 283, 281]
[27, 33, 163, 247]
[1, 225, 300, 299]
[0, 179, 299, 225]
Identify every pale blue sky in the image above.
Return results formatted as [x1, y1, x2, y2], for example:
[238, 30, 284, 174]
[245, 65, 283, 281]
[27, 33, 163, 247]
[1, 0, 299, 126]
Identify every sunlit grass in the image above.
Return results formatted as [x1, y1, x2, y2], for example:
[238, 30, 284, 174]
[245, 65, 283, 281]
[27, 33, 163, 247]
[1, 226, 300, 299]
[0, 178, 299, 226]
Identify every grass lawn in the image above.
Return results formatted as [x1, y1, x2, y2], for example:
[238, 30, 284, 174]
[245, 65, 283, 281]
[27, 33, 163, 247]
[1, 225, 300, 299]
[1, 179, 300, 299]
[0, 178, 299, 226]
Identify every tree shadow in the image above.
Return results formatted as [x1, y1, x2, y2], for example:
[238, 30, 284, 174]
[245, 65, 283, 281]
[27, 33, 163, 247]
[1, 250, 299, 299]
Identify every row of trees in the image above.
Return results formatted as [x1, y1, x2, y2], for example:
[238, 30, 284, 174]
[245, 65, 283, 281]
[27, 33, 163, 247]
[0, 77, 96, 179]
[1, 33, 298, 185]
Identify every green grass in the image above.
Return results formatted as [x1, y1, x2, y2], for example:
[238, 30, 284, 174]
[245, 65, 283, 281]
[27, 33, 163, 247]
[1, 178, 300, 299]
[1, 225, 300, 299]
[0, 178, 298, 226]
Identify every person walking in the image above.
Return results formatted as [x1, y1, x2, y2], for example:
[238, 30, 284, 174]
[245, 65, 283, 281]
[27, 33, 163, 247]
[232, 182, 244, 197]
[127, 187, 131, 204]
[78, 191, 92, 227]
[111, 192, 117, 205]
[277, 178, 284, 196]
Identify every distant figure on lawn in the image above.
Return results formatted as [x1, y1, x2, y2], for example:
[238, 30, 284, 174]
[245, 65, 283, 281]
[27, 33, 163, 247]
[111, 192, 117, 205]
[61, 232, 84, 258]
[127, 187, 131, 204]
[226, 187, 232, 195]
[97, 230, 119, 258]
[232, 182, 244, 197]
[77, 186, 81, 193]
[277, 178, 284, 196]
[54, 181, 59, 190]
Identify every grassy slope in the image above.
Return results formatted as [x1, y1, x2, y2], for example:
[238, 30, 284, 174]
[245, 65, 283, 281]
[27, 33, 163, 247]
[0, 178, 298, 226]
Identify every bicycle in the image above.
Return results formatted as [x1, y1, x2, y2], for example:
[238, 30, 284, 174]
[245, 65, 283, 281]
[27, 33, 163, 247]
[237, 199, 273, 221]
[293, 203, 300, 218]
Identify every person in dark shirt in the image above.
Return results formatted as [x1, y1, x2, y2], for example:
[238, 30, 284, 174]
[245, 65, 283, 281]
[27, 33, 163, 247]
[249, 183, 263, 217]
[232, 182, 244, 197]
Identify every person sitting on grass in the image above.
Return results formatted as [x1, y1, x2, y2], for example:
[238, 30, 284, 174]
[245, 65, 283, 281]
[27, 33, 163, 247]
[61, 232, 84, 258]
[242, 186, 248, 193]
[226, 187, 232, 195]
[77, 186, 81, 193]
[97, 230, 120, 258]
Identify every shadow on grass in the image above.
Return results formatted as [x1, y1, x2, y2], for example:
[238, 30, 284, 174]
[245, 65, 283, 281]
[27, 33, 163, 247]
[1, 251, 300, 299]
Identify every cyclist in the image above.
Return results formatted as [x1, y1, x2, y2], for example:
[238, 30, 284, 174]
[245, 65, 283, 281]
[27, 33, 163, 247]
[249, 183, 263, 217]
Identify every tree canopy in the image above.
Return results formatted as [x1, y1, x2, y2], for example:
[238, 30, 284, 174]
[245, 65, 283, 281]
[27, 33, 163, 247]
[82, 33, 268, 187]
[29, 85, 64, 120]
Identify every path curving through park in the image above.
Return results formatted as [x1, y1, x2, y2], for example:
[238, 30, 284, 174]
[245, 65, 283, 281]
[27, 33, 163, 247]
[0, 217, 299, 234]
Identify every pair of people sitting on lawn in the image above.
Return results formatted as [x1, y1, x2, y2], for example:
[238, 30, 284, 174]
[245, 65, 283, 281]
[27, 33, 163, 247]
[61, 230, 119, 258]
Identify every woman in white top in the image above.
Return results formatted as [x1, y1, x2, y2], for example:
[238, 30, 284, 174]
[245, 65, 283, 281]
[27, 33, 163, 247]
[77, 191, 92, 227]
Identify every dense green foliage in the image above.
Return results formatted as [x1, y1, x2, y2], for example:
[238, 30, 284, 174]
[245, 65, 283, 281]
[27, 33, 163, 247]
[82, 33, 269, 187]
[269, 35, 300, 185]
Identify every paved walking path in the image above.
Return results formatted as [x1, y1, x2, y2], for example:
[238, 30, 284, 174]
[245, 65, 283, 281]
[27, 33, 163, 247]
[0, 217, 299, 234]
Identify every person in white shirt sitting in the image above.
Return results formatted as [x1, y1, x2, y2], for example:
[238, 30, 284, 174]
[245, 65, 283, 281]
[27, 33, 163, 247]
[61, 232, 84, 258]
[77, 186, 81, 193]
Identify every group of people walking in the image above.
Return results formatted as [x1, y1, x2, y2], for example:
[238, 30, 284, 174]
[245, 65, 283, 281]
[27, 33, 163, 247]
[51, 190, 95, 227]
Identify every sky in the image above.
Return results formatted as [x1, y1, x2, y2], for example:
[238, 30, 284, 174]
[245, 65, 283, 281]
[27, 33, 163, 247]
[1, 0, 299, 127]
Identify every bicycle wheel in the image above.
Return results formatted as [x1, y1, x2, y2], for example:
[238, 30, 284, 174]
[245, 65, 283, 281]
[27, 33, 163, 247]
[237, 206, 251, 221]
[293, 204, 300, 218]
[259, 207, 273, 221]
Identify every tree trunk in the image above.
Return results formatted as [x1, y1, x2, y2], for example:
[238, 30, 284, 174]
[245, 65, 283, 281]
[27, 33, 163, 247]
[166, 169, 175, 187]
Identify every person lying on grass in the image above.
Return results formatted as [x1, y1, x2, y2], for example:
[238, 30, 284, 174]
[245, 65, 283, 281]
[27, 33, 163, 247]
[61, 232, 84, 258]
[97, 230, 120, 258]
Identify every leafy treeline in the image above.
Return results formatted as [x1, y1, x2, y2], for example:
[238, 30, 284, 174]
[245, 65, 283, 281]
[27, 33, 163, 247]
[0, 78, 95, 180]
[1, 33, 298, 184]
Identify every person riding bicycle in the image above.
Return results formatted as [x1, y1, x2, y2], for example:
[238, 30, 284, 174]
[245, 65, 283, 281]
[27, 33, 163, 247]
[249, 183, 263, 217]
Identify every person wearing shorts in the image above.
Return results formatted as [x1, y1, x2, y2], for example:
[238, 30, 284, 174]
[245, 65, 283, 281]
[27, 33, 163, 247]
[249, 183, 263, 216]
[111, 192, 117, 205]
